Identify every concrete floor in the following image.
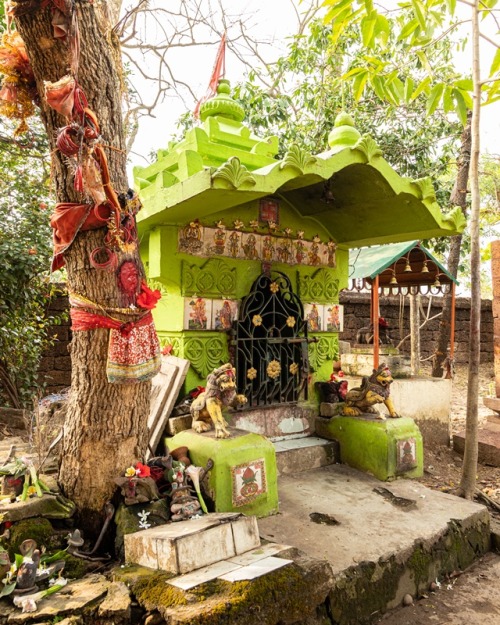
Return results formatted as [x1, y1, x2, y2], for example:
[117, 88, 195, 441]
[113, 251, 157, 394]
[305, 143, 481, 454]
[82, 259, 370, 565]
[258, 464, 489, 575]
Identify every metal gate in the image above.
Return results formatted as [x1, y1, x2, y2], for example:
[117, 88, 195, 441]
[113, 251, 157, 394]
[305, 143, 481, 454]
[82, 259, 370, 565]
[231, 271, 309, 407]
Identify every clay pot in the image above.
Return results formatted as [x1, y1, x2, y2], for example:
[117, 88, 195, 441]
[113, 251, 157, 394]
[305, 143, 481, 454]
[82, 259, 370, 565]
[170, 447, 191, 467]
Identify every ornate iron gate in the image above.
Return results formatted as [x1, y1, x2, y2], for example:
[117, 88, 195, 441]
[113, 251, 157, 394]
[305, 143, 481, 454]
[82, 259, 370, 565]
[231, 271, 309, 407]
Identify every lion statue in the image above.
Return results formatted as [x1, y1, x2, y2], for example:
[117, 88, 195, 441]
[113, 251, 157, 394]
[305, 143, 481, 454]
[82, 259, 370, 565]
[190, 363, 247, 439]
[342, 364, 399, 419]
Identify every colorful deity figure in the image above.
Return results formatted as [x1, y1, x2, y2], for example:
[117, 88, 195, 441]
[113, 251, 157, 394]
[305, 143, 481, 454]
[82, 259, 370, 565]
[213, 227, 227, 255]
[309, 236, 321, 266]
[117, 259, 141, 305]
[179, 220, 203, 253]
[307, 304, 321, 331]
[242, 234, 258, 260]
[295, 239, 306, 264]
[276, 239, 292, 264]
[216, 300, 234, 330]
[262, 236, 275, 262]
[189, 298, 208, 330]
[228, 231, 240, 258]
[326, 240, 337, 268]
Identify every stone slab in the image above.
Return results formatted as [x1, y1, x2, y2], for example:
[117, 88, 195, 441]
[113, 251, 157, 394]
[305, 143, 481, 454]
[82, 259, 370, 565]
[483, 396, 500, 413]
[453, 423, 500, 467]
[273, 436, 339, 476]
[229, 404, 317, 439]
[124, 512, 258, 575]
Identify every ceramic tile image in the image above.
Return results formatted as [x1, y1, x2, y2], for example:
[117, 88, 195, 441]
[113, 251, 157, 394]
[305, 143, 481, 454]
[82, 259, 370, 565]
[183, 297, 212, 330]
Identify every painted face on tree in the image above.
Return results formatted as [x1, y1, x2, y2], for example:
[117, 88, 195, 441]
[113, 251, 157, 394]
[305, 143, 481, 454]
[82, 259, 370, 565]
[118, 260, 140, 297]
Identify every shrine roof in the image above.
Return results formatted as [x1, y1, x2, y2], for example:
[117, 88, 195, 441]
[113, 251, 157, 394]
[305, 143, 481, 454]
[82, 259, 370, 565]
[348, 240, 457, 293]
[134, 83, 465, 249]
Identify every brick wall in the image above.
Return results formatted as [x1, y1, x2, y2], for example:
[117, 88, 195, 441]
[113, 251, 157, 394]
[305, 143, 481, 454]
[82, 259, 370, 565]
[39, 291, 493, 394]
[339, 291, 493, 365]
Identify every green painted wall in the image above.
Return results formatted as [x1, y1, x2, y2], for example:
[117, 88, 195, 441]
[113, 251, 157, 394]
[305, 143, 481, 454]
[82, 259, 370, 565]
[140, 197, 348, 395]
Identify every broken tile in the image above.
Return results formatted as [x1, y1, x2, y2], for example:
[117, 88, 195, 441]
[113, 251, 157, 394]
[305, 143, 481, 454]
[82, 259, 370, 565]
[231, 515, 261, 555]
[227, 543, 291, 566]
[168, 560, 241, 591]
[218, 556, 293, 582]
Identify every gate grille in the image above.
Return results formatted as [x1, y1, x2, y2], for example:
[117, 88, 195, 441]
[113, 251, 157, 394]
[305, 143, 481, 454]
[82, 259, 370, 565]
[232, 271, 309, 407]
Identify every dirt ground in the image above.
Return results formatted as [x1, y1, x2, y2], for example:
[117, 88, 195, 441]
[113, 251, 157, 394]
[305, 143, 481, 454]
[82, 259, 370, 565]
[376, 363, 500, 625]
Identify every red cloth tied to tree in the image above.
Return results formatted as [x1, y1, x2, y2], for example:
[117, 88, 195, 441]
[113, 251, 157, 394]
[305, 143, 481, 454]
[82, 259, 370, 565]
[70, 306, 161, 384]
[50, 202, 111, 271]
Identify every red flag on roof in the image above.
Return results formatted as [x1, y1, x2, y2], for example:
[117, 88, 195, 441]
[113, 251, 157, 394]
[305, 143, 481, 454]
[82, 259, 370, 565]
[194, 32, 226, 118]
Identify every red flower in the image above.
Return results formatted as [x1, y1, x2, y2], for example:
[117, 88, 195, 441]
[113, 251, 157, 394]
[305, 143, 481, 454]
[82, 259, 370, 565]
[162, 344, 173, 356]
[137, 281, 161, 310]
[135, 462, 150, 478]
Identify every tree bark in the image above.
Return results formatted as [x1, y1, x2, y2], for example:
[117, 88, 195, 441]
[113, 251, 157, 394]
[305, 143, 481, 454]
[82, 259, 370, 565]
[459, 1, 481, 500]
[16, 2, 150, 536]
[431, 115, 471, 377]
[410, 292, 420, 376]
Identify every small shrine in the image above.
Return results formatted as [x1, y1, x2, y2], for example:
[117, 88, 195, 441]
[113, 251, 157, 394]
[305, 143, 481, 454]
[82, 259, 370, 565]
[135, 80, 464, 417]
[134, 80, 464, 511]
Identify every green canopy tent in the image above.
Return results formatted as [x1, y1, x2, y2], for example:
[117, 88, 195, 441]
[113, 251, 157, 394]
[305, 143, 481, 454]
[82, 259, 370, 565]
[347, 241, 458, 371]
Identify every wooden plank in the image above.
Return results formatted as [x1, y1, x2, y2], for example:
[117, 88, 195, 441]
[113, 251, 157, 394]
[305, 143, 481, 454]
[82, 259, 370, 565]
[147, 356, 190, 459]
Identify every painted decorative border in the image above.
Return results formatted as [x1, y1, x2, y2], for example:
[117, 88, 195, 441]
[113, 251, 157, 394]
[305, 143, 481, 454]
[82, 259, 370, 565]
[178, 222, 336, 268]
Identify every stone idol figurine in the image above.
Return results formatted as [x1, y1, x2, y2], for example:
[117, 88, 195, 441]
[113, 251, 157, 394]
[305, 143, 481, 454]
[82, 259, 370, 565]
[190, 363, 247, 438]
[342, 364, 400, 419]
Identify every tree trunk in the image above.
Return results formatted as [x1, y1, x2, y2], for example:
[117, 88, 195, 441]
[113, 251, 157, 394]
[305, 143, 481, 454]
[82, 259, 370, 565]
[16, 2, 150, 536]
[431, 115, 471, 377]
[410, 292, 420, 376]
[459, 1, 481, 500]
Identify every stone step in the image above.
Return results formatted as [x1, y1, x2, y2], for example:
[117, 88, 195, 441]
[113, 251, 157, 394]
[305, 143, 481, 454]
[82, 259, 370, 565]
[273, 436, 339, 476]
[124, 512, 261, 575]
[453, 423, 500, 467]
[483, 396, 500, 413]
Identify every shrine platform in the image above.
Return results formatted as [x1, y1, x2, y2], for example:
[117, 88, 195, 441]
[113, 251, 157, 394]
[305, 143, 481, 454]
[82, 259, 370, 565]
[258, 462, 491, 624]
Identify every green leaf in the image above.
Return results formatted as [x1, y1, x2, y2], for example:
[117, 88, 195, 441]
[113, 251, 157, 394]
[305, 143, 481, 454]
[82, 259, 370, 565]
[363, 0, 373, 12]
[324, 0, 354, 23]
[489, 47, 500, 78]
[411, 0, 427, 30]
[353, 70, 369, 101]
[410, 76, 431, 101]
[452, 88, 468, 125]
[404, 76, 414, 102]
[398, 18, 420, 42]
[374, 13, 390, 47]
[445, 0, 456, 15]
[361, 14, 377, 48]
[371, 74, 387, 101]
[0, 582, 16, 598]
[454, 79, 473, 91]
[426, 83, 444, 115]
[443, 86, 454, 113]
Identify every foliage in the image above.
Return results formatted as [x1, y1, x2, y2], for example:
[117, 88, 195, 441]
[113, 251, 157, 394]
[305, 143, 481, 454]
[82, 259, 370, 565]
[0, 118, 59, 409]
[224, 18, 462, 207]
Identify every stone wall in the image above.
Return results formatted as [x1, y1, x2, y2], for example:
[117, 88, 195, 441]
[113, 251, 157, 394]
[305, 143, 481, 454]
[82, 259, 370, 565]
[339, 291, 493, 365]
[39, 291, 493, 395]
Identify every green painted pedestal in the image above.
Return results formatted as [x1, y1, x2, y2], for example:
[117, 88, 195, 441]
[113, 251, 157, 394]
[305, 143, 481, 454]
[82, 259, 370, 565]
[316, 416, 423, 481]
[166, 428, 278, 518]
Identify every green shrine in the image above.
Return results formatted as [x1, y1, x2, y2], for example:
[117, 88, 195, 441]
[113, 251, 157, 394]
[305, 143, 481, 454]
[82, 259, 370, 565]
[134, 80, 464, 513]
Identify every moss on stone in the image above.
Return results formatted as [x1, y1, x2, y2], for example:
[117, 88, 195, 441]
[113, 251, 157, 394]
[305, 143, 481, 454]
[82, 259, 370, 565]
[60, 553, 88, 579]
[8, 517, 54, 558]
[132, 571, 187, 611]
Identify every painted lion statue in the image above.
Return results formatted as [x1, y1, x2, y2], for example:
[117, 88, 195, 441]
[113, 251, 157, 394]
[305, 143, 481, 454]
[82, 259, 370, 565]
[190, 363, 247, 439]
[342, 364, 400, 419]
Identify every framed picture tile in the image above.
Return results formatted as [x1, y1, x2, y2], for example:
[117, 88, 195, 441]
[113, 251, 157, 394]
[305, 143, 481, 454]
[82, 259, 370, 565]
[212, 299, 239, 331]
[304, 303, 323, 332]
[259, 198, 280, 224]
[325, 304, 343, 332]
[184, 297, 212, 330]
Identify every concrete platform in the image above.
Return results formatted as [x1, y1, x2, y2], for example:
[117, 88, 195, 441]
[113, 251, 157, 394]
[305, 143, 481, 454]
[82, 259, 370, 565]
[258, 464, 490, 624]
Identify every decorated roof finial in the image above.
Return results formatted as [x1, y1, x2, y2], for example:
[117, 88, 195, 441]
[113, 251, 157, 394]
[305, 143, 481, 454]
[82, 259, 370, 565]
[199, 79, 245, 122]
[327, 111, 361, 151]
